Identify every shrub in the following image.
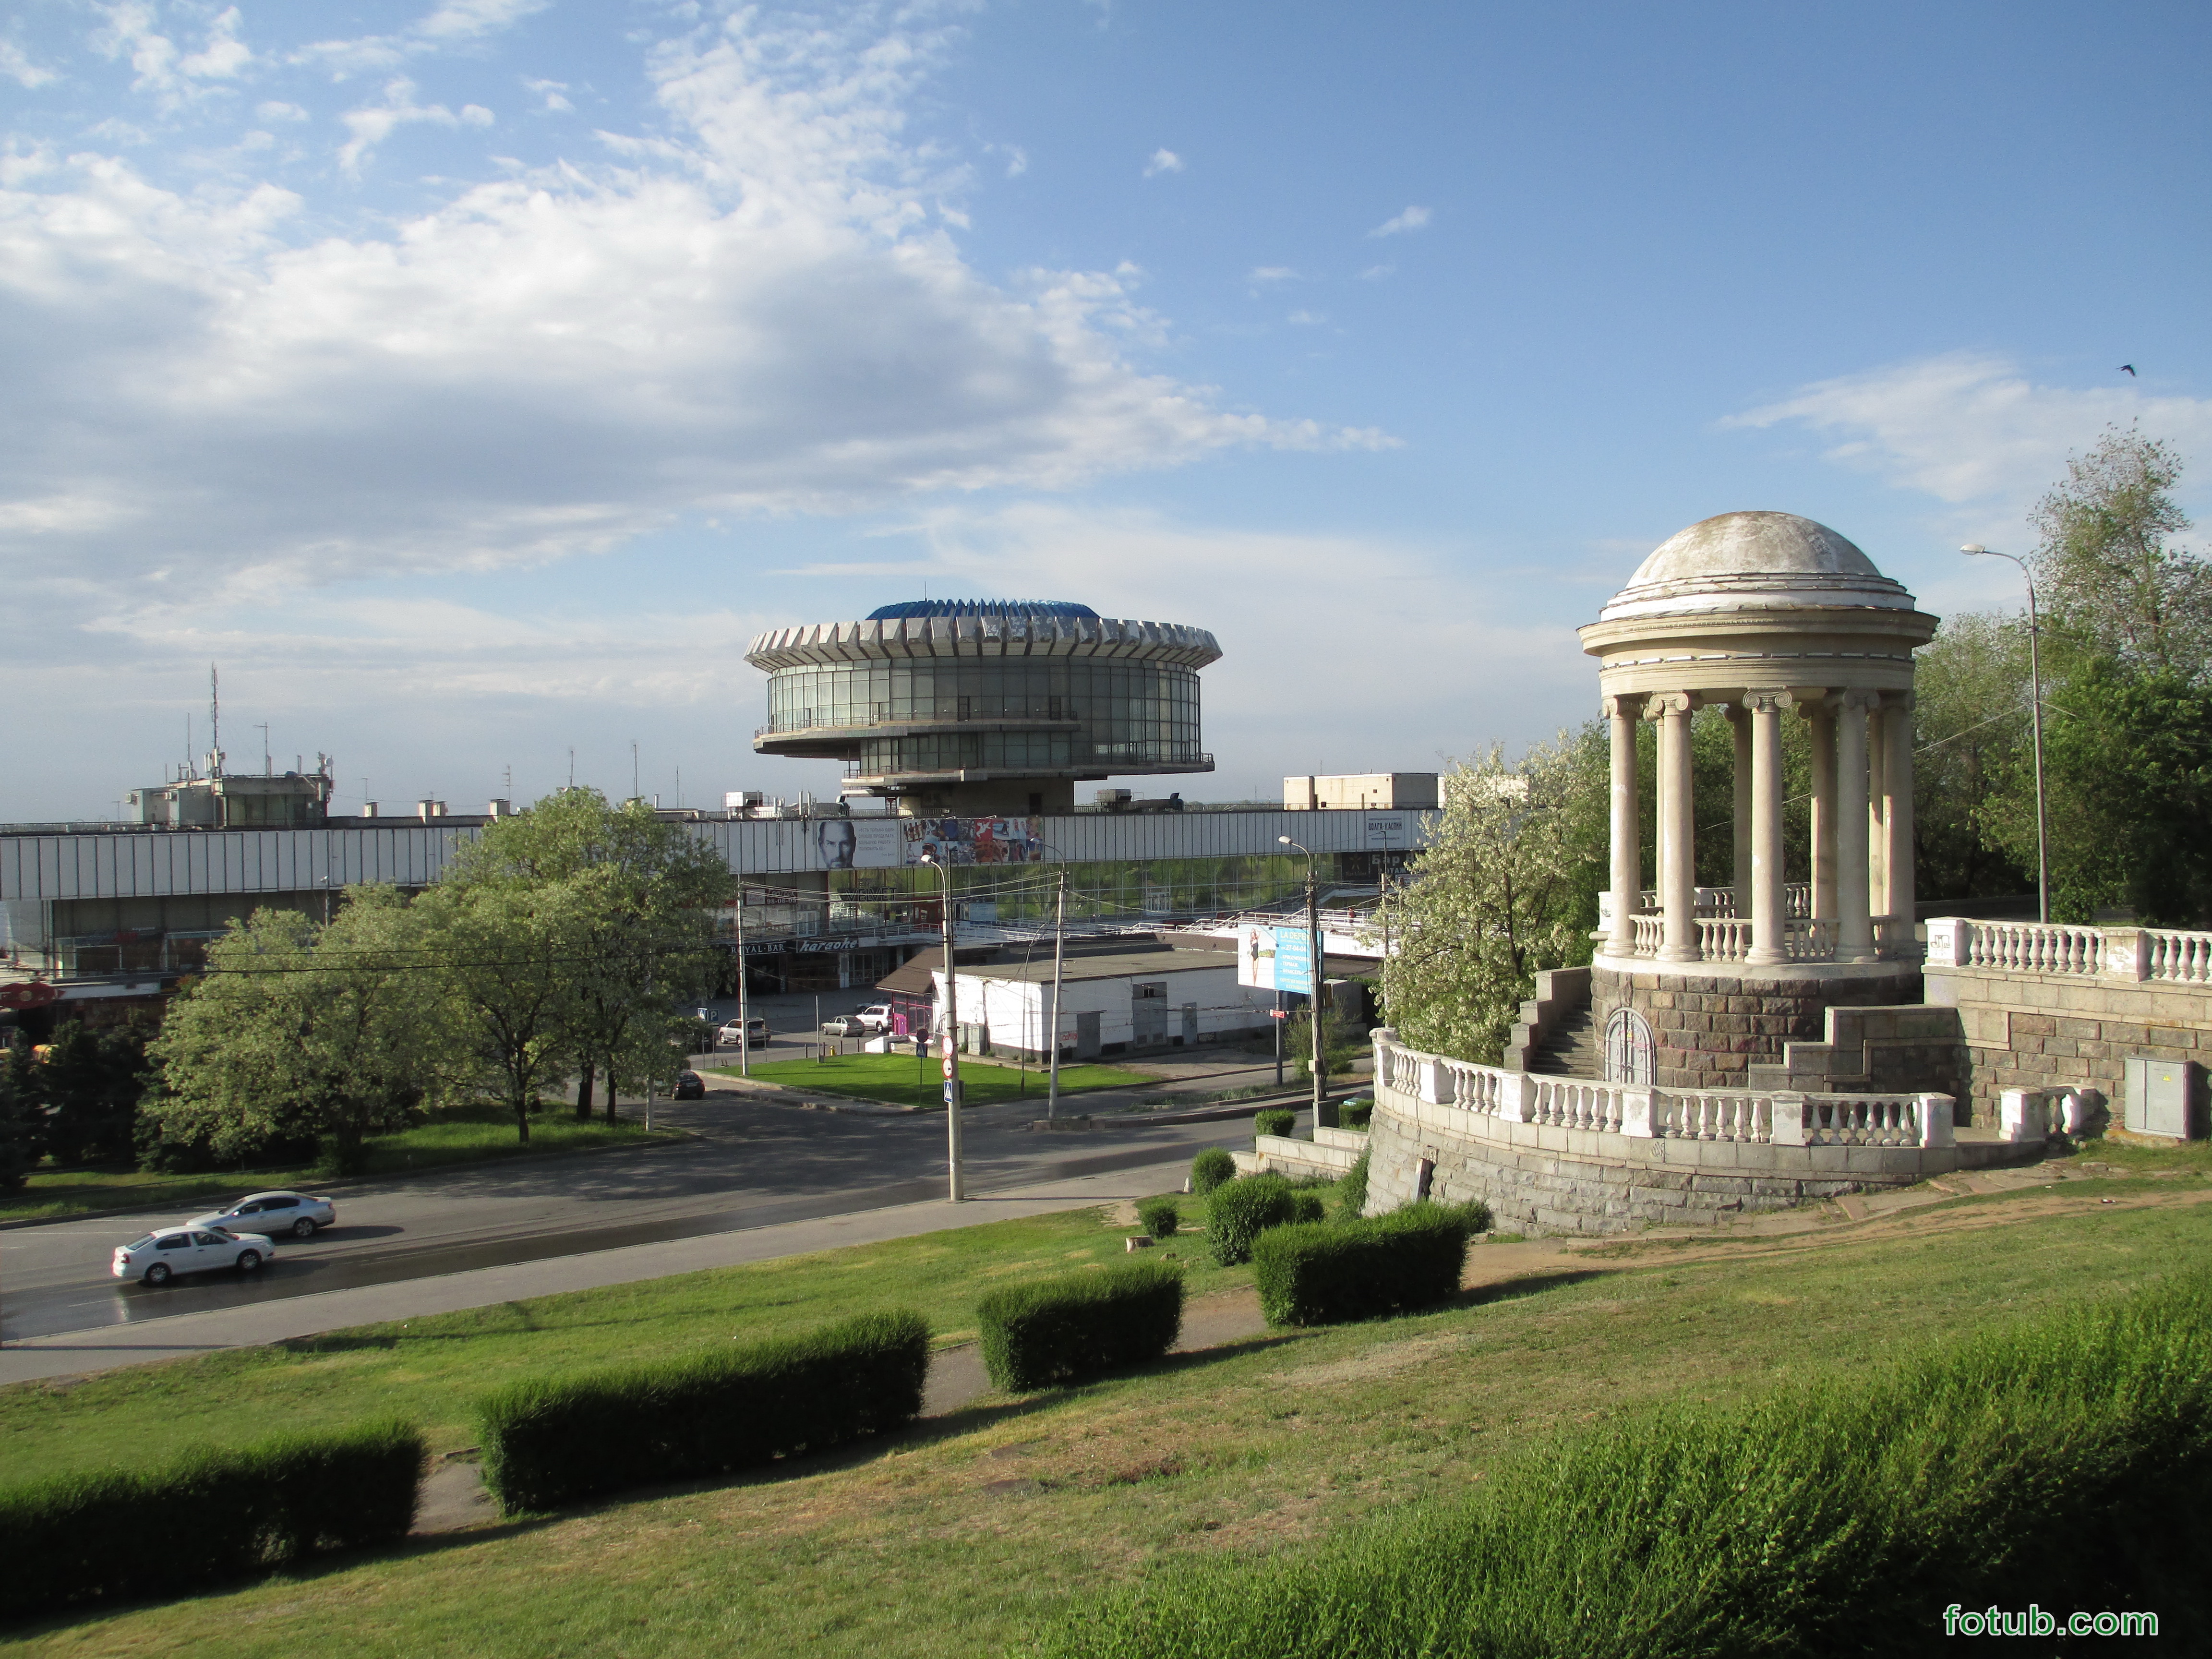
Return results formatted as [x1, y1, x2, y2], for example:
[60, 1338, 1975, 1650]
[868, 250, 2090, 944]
[978, 1260, 1186, 1390]
[1040, 1275, 2212, 1658]
[476, 1310, 928, 1514]
[0, 1418, 424, 1621]
[1252, 1202, 1477, 1328]
[1189, 1147, 1236, 1194]
[1206, 1173, 1297, 1265]
[1137, 1195, 1181, 1239]
[1291, 1191, 1328, 1225]
[1338, 1097, 1374, 1130]
[1336, 1145, 1370, 1220]
[1252, 1107, 1296, 1140]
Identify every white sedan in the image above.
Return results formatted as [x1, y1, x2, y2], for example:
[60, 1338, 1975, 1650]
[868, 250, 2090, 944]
[113, 1227, 275, 1286]
[188, 1190, 337, 1239]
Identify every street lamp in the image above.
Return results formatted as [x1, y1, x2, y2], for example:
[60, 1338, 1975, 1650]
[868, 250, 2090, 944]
[918, 848, 964, 1201]
[1961, 544, 2050, 924]
[1278, 836, 1330, 1131]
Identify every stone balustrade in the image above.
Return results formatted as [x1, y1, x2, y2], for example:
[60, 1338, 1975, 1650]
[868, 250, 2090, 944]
[1605, 893, 1909, 966]
[1927, 917, 2212, 984]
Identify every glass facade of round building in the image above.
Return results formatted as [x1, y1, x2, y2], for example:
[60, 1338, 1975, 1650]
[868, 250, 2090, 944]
[746, 601, 1220, 814]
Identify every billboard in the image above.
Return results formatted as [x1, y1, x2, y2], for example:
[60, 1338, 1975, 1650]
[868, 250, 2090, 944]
[812, 817, 905, 870]
[1237, 924, 1314, 994]
[900, 815, 1047, 867]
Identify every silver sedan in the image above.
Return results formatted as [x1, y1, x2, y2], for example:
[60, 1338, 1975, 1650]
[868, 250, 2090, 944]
[188, 1190, 337, 1240]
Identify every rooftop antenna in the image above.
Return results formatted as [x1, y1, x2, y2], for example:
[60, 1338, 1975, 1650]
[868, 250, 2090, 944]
[185, 713, 193, 781]
[255, 723, 271, 776]
[675, 765, 682, 809]
[568, 748, 575, 789]
[632, 740, 639, 803]
[208, 663, 224, 777]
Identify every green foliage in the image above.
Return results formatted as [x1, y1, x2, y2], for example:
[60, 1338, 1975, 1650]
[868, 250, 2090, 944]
[1205, 1173, 1296, 1266]
[1911, 612, 2038, 902]
[1380, 736, 1601, 1065]
[0, 1418, 423, 1621]
[0, 1034, 41, 1190]
[1337, 1098, 1373, 1130]
[2031, 427, 2209, 677]
[1251, 1203, 1479, 1328]
[976, 1261, 1185, 1391]
[1282, 1005, 1364, 1084]
[1044, 1274, 2212, 1657]
[1336, 1145, 1370, 1220]
[1252, 1107, 1295, 1140]
[1290, 1190, 1327, 1225]
[1136, 1196, 1181, 1239]
[474, 1310, 928, 1514]
[146, 890, 441, 1172]
[33, 1020, 150, 1166]
[1189, 1147, 1236, 1195]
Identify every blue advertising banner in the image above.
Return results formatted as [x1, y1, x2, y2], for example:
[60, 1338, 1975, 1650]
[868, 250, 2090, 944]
[1272, 927, 1313, 996]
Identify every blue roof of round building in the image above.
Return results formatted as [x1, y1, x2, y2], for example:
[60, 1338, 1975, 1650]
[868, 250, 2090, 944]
[865, 599, 1099, 622]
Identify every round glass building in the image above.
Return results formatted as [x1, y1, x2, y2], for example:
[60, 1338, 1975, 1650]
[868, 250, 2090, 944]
[747, 600, 1221, 815]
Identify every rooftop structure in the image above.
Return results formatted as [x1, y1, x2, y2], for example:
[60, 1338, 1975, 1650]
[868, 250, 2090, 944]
[746, 599, 1222, 816]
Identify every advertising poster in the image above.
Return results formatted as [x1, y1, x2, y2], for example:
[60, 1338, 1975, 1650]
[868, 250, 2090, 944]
[900, 815, 1047, 866]
[809, 816, 905, 869]
[1238, 925, 1313, 994]
[1236, 924, 1278, 991]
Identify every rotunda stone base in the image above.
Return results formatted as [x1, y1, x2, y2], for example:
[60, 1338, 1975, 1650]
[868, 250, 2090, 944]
[1591, 958, 1922, 1090]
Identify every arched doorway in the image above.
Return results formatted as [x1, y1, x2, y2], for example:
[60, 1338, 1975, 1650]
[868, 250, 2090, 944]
[1604, 1007, 1655, 1085]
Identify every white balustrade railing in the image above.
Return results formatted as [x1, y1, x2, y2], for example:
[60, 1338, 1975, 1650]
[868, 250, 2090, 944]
[1965, 920, 2104, 976]
[1527, 1077, 1626, 1133]
[2146, 929, 2212, 985]
[1631, 914, 1666, 955]
[1656, 1090, 1771, 1143]
[1784, 917, 1838, 960]
[1696, 916, 1753, 962]
[1441, 1057, 1504, 1115]
[1798, 1094, 1923, 1148]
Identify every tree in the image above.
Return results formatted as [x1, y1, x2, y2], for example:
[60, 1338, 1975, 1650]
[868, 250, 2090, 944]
[36, 1021, 149, 1166]
[0, 1034, 39, 1191]
[1911, 613, 2036, 902]
[414, 879, 580, 1144]
[2030, 427, 2211, 679]
[445, 791, 731, 1122]
[1378, 735, 1600, 1064]
[144, 889, 447, 1172]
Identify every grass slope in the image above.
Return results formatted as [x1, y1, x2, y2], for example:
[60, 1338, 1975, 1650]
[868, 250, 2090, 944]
[1, 1104, 679, 1223]
[711, 1053, 1154, 1109]
[5, 1159, 2210, 1658]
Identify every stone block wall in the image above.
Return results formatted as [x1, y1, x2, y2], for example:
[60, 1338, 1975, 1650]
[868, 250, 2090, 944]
[1746, 1004, 1971, 1118]
[1593, 965, 1921, 1090]
[1924, 966, 2212, 1127]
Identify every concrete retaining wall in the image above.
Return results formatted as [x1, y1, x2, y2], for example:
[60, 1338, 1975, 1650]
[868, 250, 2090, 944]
[1592, 964, 1920, 1090]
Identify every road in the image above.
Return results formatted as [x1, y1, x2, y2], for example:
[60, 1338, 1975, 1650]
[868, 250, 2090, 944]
[0, 1079, 1265, 1345]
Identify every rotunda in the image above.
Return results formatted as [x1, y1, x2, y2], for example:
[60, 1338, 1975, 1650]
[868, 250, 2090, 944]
[1576, 511, 1939, 1088]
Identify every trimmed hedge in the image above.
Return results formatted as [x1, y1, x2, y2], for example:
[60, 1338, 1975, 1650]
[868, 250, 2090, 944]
[1206, 1173, 1297, 1265]
[1252, 1107, 1296, 1140]
[1336, 1146, 1370, 1220]
[1252, 1202, 1479, 1327]
[0, 1418, 424, 1621]
[978, 1260, 1186, 1390]
[1190, 1147, 1237, 1194]
[1038, 1274, 2212, 1658]
[1337, 1097, 1374, 1130]
[1291, 1191, 1328, 1225]
[1138, 1195, 1181, 1239]
[476, 1310, 928, 1514]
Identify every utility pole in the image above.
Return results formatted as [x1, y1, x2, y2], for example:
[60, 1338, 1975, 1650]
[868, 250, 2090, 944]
[1046, 869, 1067, 1121]
[735, 880, 751, 1078]
[1281, 836, 1329, 1130]
[922, 849, 963, 1200]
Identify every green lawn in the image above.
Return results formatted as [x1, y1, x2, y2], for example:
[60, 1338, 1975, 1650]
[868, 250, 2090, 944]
[7, 1154, 2210, 1658]
[0, 1103, 679, 1223]
[710, 1052, 1155, 1109]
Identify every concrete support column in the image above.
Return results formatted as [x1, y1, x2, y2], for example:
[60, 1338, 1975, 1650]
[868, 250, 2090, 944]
[1650, 693, 1698, 962]
[1866, 704, 1888, 919]
[1725, 704, 1753, 921]
[1836, 689, 1877, 963]
[1604, 696, 1641, 956]
[1882, 692, 1916, 948]
[1805, 697, 1837, 921]
[1744, 691, 1790, 965]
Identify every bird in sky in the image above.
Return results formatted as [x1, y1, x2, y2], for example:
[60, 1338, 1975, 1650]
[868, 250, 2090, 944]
[2120, 364, 2137, 375]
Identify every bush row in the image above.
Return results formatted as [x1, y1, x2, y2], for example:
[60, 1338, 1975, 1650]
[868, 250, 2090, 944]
[0, 1419, 425, 1622]
[979, 1259, 1187, 1390]
[1252, 1108, 1296, 1140]
[476, 1310, 930, 1514]
[1037, 1274, 2212, 1657]
[1190, 1147, 1237, 1193]
[1253, 1202, 1483, 1328]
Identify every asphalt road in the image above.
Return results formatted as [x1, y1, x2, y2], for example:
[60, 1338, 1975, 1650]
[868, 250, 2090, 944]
[0, 1083, 1260, 1345]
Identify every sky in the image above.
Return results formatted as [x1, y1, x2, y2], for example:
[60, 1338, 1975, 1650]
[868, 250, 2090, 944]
[2, 0, 2208, 820]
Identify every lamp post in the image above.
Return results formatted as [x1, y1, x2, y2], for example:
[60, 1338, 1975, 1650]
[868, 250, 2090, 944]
[734, 880, 751, 1078]
[1961, 544, 2050, 924]
[1278, 836, 1328, 1131]
[920, 849, 963, 1200]
[1046, 865, 1067, 1122]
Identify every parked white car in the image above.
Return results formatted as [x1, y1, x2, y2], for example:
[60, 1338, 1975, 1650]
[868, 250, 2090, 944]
[188, 1190, 337, 1239]
[716, 1015, 770, 1048]
[854, 1004, 896, 1034]
[113, 1226, 274, 1286]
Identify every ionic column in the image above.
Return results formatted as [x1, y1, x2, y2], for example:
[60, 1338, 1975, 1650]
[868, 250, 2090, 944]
[1744, 691, 1790, 965]
[1604, 695, 1640, 957]
[1725, 704, 1753, 922]
[1882, 692, 1916, 950]
[1650, 693, 1698, 962]
[1836, 689, 1877, 963]
[1804, 696, 1837, 921]
[1867, 703, 1888, 918]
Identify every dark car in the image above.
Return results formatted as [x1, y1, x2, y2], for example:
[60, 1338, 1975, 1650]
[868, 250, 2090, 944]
[672, 1070, 706, 1100]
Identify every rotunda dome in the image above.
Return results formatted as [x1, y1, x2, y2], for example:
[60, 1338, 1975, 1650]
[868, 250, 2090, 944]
[1597, 510, 1915, 623]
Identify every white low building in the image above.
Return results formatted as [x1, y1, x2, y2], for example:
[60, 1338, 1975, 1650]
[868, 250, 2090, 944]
[933, 943, 1279, 1060]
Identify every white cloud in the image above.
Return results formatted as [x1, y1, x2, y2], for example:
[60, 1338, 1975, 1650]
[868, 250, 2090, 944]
[1143, 147, 1182, 176]
[0, 6, 1389, 627]
[0, 41, 60, 89]
[299, 0, 549, 74]
[1725, 352, 2212, 507]
[1287, 309, 1324, 326]
[256, 99, 309, 121]
[1001, 144, 1026, 178]
[94, 1, 252, 107]
[1358, 263, 1394, 281]
[1369, 204, 1430, 237]
[1248, 265, 1296, 283]
[523, 76, 572, 112]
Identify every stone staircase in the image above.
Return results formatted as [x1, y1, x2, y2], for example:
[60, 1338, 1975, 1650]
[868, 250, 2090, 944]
[1529, 1004, 1600, 1078]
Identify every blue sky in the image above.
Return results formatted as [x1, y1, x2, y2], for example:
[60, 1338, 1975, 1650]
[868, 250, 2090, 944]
[3, 0, 2207, 818]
